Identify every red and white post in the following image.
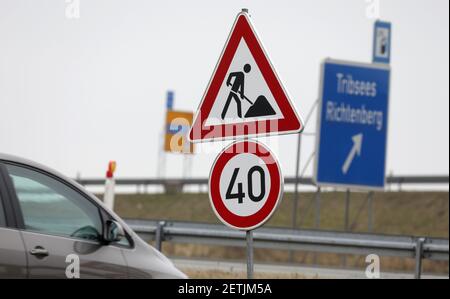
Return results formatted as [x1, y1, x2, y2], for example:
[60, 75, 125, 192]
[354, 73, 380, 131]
[103, 161, 116, 211]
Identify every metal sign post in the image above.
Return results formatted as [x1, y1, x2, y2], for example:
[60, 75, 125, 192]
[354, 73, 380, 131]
[292, 100, 318, 230]
[246, 230, 254, 279]
[368, 191, 374, 232]
[344, 189, 351, 231]
[292, 134, 302, 229]
[314, 187, 322, 229]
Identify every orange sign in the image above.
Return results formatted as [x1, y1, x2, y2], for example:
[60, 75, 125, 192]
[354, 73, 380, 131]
[164, 111, 194, 154]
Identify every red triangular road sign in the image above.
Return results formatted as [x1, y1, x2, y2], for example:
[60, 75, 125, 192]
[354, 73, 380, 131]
[189, 12, 304, 142]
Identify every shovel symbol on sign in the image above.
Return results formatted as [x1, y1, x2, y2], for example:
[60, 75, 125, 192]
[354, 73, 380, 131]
[221, 64, 276, 120]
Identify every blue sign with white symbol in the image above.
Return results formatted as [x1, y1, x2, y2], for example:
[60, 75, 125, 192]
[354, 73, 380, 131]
[314, 59, 390, 190]
[373, 21, 392, 64]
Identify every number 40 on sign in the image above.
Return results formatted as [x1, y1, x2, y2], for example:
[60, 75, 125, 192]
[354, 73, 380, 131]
[209, 141, 283, 231]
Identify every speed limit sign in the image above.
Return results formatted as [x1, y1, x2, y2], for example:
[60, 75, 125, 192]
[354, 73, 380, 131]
[209, 140, 284, 231]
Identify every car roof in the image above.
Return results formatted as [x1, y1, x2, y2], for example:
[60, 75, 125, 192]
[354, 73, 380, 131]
[0, 152, 108, 207]
[0, 152, 86, 191]
[0, 152, 65, 177]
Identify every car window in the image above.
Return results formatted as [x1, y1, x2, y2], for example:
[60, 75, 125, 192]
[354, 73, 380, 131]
[6, 164, 103, 242]
[0, 192, 5, 227]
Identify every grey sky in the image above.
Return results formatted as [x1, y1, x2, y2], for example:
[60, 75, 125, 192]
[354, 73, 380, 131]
[0, 0, 448, 179]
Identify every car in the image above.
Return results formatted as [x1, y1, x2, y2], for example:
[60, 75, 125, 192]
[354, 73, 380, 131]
[0, 153, 187, 279]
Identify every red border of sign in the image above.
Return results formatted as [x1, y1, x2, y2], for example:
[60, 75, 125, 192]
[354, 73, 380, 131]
[189, 12, 303, 142]
[209, 141, 283, 231]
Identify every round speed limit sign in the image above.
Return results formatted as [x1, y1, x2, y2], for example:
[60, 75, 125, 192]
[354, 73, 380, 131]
[209, 140, 284, 231]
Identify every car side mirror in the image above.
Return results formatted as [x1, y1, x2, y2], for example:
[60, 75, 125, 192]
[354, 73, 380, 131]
[104, 220, 125, 243]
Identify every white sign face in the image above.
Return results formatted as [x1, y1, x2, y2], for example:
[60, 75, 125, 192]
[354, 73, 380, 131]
[209, 140, 284, 231]
[205, 38, 284, 126]
[219, 153, 271, 217]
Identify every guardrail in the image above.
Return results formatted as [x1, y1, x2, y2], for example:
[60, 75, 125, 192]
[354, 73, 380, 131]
[125, 219, 449, 279]
[77, 175, 449, 191]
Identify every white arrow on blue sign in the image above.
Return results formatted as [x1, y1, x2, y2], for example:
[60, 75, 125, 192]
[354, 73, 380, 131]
[314, 59, 391, 190]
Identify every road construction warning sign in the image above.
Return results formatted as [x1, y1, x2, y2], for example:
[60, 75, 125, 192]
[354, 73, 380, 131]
[189, 11, 303, 142]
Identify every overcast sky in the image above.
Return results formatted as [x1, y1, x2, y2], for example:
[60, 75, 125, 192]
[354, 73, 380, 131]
[0, 0, 448, 179]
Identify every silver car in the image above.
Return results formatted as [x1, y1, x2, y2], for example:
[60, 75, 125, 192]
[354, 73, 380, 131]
[0, 153, 186, 279]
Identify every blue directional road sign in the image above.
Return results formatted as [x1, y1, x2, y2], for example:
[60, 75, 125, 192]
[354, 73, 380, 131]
[314, 59, 390, 190]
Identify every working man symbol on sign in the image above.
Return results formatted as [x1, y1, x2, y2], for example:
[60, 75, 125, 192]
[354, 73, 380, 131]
[189, 12, 304, 142]
[221, 63, 276, 120]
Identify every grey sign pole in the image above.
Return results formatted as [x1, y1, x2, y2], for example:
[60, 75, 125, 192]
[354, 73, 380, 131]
[345, 189, 351, 231]
[314, 187, 322, 229]
[292, 134, 302, 229]
[368, 191, 374, 232]
[292, 99, 319, 230]
[246, 230, 254, 279]
[289, 134, 302, 263]
[342, 189, 351, 266]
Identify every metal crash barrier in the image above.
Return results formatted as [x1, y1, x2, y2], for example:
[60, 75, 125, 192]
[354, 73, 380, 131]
[77, 175, 449, 193]
[125, 219, 449, 279]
